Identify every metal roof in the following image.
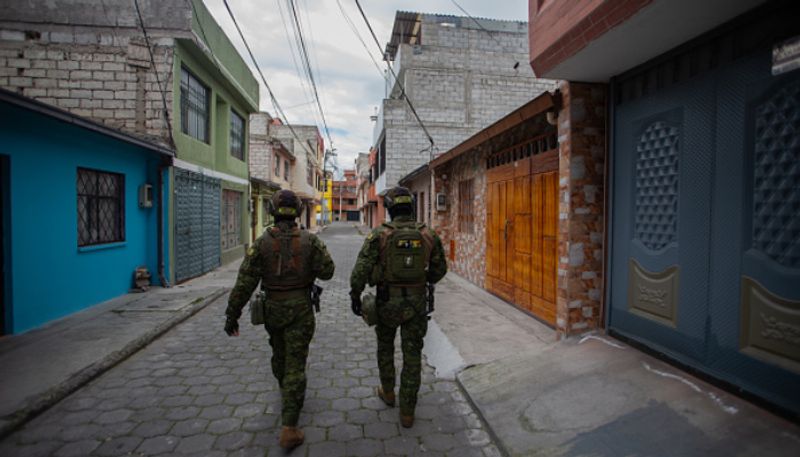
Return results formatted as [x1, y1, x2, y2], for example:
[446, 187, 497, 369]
[0, 87, 175, 157]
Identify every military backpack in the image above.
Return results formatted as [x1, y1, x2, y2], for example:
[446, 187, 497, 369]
[259, 226, 314, 290]
[378, 221, 434, 287]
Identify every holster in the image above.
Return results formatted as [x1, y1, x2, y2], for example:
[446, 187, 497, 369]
[249, 291, 266, 325]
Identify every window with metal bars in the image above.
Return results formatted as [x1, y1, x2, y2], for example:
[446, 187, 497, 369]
[459, 179, 474, 233]
[274, 154, 281, 177]
[180, 67, 210, 143]
[221, 190, 242, 250]
[230, 110, 245, 160]
[77, 168, 125, 246]
[284, 160, 289, 180]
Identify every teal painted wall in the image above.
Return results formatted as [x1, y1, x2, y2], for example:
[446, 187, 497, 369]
[0, 101, 167, 334]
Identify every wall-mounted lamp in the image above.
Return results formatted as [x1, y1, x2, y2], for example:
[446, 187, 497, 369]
[546, 110, 558, 126]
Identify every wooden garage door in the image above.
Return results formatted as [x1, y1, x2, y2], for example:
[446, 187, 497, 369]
[486, 146, 558, 325]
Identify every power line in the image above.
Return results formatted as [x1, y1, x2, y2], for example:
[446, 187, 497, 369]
[275, 0, 319, 124]
[335, 0, 384, 77]
[286, 0, 334, 148]
[222, 0, 316, 158]
[353, 0, 434, 150]
[133, 0, 174, 145]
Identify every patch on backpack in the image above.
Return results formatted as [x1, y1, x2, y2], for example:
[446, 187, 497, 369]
[396, 239, 422, 249]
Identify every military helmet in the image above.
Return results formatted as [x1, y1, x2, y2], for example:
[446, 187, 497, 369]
[361, 293, 377, 326]
[383, 186, 414, 210]
[270, 189, 302, 217]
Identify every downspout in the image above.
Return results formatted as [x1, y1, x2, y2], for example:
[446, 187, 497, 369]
[158, 158, 170, 288]
[601, 83, 613, 329]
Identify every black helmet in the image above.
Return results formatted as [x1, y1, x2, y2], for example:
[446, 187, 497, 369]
[383, 186, 414, 211]
[270, 190, 302, 218]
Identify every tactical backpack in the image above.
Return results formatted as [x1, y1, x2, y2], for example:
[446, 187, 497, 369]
[259, 226, 314, 290]
[378, 221, 434, 287]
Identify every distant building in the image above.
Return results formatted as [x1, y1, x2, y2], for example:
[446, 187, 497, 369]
[354, 152, 370, 225]
[269, 123, 325, 229]
[1, 88, 173, 334]
[332, 170, 359, 222]
[248, 112, 284, 241]
[372, 11, 558, 198]
[0, 0, 260, 283]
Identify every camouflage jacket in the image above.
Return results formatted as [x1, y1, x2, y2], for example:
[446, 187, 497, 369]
[226, 223, 334, 320]
[350, 215, 447, 296]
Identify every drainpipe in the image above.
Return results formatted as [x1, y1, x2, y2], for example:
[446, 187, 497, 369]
[158, 158, 171, 288]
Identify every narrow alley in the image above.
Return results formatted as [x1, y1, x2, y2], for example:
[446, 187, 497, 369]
[0, 223, 499, 457]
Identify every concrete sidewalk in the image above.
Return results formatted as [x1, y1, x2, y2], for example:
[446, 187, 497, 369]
[428, 273, 800, 457]
[0, 262, 238, 439]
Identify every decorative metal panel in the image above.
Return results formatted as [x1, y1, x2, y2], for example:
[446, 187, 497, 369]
[174, 169, 221, 282]
[627, 258, 679, 327]
[740, 276, 800, 374]
[634, 121, 680, 251]
[752, 80, 800, 268]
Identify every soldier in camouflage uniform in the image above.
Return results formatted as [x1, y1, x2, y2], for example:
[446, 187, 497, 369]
[349, 186, 448, 428]
[224, 190, 334, 449]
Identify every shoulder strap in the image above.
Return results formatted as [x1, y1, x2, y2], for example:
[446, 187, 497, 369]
[378, 226, 394, 262]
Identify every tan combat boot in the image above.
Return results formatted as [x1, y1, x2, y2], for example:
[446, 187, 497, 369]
[279, 426, 304, 449]
[400, 412, 414, 428]
[376, 386, 396, 407]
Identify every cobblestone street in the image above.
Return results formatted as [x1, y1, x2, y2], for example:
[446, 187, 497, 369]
[0, 223, 500, 457]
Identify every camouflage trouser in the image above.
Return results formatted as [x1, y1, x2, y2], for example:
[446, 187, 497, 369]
[375, 294, 428, 416]
[265, 297, 315, 426]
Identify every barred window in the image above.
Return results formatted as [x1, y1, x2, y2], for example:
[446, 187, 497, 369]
[284, 160, 289, 180]
[459, 179, 474, 233]
[180, 67, 209, 143]
[77, 168, 125, 246]
[230, 110, 245, 160]
[274, 154, 281, 177]
[221, 190, 242, 250]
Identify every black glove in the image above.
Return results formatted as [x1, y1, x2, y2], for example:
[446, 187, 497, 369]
[224, 316, 239, 336]
[350, 291, 362, 316]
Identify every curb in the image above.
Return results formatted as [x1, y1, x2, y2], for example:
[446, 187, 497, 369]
[0, 287, 230, 440]
[455, 368, 511, 457]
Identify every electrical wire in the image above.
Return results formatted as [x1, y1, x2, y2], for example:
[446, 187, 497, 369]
[335, 0, 385, 77]
[286, 0, 334, 148]
[275, 0, 319, 124]
[353, 0, 435, 150]
[133, 0, 174, 145]
[222, 0, 316, 157]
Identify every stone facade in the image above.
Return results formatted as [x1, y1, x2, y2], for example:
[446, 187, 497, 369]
[431, 82, 608, 337]
[248, 112, 273, 183]
[375, 13, 558, 189]
[556, 82, 607, 336]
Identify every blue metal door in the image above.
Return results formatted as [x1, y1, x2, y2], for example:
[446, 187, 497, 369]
[610, 48, 800, 413]
[174, 169, 221, 283]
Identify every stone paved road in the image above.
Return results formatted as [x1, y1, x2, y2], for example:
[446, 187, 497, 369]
[0, 223, 500, 457]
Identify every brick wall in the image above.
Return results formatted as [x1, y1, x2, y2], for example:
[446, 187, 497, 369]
[556, 81, 607, 336]
[0, 22, 178, 146]
[249, 112, 273, 183]
[380, 17, 559, 188]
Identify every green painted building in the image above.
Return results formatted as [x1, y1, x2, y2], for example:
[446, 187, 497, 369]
[167, 0, 259, 282]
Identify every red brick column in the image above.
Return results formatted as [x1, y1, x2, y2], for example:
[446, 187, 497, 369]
[556, 81, 608, 337]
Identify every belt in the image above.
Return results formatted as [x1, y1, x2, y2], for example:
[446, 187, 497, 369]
[264, 287, 309, 300]
[384, 285, 426, 298]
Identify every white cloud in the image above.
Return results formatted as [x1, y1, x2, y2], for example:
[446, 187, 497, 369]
[204, 0, 529, 169]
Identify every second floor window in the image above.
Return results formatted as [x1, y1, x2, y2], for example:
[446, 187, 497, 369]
[230, 110, 244, 160]
[274, 154, 281, 176]
[307, 159, 314, 186]
[284, 160, 289, 180]
[180, 67, 209, 143]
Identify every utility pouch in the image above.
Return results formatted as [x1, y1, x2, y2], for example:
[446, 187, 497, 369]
[249, 291, 266, 325]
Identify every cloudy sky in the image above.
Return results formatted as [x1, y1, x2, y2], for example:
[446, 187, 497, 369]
[203, 0, 529, 172]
